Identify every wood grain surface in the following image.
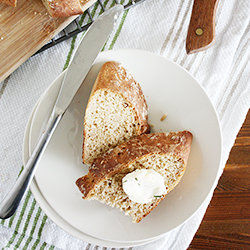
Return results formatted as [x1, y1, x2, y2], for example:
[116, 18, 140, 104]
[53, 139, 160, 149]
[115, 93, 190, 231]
[186, 0, 219, 54]
[0, 0, 96, 82]
[188, 109, 250, 249]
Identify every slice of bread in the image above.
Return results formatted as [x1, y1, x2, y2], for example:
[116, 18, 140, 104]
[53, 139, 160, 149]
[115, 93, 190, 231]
[82, 61, 149, 165]
[76, 131, 193, 223]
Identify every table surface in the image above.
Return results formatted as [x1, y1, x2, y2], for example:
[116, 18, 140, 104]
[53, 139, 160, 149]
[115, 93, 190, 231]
[188, 109, 250, 249]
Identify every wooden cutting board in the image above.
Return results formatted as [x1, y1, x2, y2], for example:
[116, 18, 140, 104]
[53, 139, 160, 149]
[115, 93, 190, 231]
[0, 0, 96, 82]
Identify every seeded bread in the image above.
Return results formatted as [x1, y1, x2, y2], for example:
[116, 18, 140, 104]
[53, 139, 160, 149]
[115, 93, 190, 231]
[82, 61, 149, 165]
[76, 131, 193, 223]
[41, 0, 96, 17]
[0, 0, 95, 13]
[0, 0, 17, 7]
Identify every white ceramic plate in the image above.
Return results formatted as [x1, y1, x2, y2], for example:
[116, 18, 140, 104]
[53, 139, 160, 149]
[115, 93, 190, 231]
[24, 49, 222, 245]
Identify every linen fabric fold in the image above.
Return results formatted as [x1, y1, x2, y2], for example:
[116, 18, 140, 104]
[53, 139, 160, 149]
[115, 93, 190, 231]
[0, 0, 250, 249]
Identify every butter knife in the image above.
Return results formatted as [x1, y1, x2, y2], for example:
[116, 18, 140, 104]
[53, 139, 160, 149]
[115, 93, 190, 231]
[0, 4, 124, 219]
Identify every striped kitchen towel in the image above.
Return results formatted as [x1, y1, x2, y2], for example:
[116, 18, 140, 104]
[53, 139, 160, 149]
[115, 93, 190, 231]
[0, 0, 250, 249]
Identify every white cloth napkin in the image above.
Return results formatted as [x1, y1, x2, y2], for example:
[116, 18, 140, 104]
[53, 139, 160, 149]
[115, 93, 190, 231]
[1, 0, 250, 249]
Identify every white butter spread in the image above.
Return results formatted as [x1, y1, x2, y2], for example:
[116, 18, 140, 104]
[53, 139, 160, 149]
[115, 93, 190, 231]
[122, 169, 167, 203]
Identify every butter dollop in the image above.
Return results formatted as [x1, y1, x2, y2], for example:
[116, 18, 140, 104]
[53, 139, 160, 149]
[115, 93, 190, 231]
[122, 169, 167, 203]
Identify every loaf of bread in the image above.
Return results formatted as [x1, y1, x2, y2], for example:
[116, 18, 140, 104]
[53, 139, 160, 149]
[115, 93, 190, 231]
[41, 0, 95, 17]
[0, 0, 17, 7]
[82, 61, 149, 165]
[0, 0, 96, 16]
[76, 131, 193, 223]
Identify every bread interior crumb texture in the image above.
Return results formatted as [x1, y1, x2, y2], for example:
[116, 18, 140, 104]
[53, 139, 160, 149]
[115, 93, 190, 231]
[88, 153, 185, 223]
[84, 89, 139, 165]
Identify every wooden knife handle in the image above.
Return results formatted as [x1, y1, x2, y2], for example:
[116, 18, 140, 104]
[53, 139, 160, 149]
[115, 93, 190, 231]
[186, 0, 219, 54]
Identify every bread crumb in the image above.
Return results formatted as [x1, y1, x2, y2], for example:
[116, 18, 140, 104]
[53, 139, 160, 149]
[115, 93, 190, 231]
[160, 114, 167, 121]
[150, 124, 154, 128]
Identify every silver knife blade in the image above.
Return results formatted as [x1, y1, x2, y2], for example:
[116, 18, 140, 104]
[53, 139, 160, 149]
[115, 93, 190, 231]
[56, 4, 124, 115]
[0, 4, 124, 219]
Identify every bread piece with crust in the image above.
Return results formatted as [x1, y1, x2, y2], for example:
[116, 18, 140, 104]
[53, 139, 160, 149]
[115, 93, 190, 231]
[0, 0, 17, 7]
[41, 0, 96, 17]
[82, 61, 149, 165]
[76, 131, 193, 223]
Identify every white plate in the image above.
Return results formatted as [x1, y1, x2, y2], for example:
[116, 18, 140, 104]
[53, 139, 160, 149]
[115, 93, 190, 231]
[24, 49, 222, 245]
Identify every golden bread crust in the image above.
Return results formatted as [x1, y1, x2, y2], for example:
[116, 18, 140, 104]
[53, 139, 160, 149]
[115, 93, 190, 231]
[89, 61, 149, 134]
[0, 0, 17, 7]
[41, 0, 90, 17]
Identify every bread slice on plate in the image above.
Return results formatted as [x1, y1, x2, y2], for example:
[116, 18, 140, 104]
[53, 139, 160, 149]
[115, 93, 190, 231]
[82, 61, 149, 165]
[41, 0, 96, 17]
[76, 131, 193, 223]
[0, 0, 17, 7]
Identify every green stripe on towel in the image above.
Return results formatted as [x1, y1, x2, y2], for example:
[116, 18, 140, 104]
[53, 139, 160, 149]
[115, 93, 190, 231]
[5, 190, 32, 248]
[14, 198, 37, 249]
[22, 207, 43, 250]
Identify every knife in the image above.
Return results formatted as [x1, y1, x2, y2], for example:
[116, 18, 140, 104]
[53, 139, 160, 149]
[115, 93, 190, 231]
[186, 0, 219, 54]
[0, 4, 124, 219]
